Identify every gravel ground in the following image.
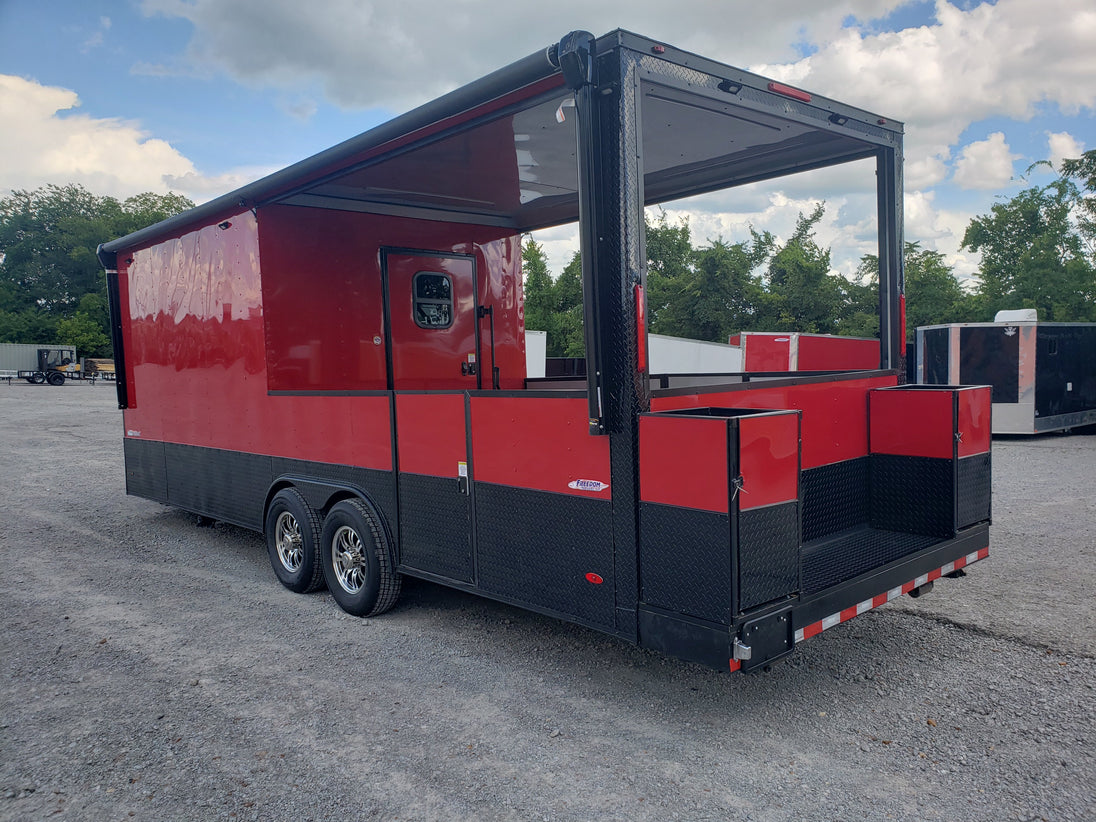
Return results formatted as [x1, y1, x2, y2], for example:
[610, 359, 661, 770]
[2, 383, 1093, 821]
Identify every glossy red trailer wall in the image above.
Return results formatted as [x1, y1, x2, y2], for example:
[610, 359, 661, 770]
[119, 205, 525, 471]
[119, 210, 394, 470]
[652, 373, 897, 469]
[259, 204, 525, 392]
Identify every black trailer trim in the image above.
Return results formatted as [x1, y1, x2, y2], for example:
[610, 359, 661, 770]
[103, 265, 129, 409]
[652, 368, 897, 398]
[98, 44, 566, 254]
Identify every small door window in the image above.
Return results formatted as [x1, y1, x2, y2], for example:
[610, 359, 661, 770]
[412, 271, 453, 329]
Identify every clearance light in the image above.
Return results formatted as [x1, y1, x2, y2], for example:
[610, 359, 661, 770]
[900, 294, 907, 356]
[768, 82, 811, 103]
[651, 45, 666, 54]
[585, 573, 604, 585]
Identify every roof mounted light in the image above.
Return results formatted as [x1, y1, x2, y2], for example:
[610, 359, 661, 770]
[768, 81, 811, 103]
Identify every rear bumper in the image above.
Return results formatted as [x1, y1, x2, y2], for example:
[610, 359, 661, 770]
[638, 523, 989, 672]
[733, 523, 989, 672]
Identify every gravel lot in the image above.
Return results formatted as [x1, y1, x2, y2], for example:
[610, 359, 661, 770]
[2, 384, 1093, 821]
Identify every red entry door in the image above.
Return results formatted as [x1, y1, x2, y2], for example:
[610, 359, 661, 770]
[384, 252, 479, 390]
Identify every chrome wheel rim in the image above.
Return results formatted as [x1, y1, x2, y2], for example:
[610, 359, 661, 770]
[332, 525, 367, 594]
[275, 511, 304, 573]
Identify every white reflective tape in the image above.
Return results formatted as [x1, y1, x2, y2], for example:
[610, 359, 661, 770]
[914, 574, 929, 587]
[794, 629, 805, 643]
[966, 551, 980, 564]
[822, 613, 841, 630]
[941, 561, 955, 575]
[856, 600, 873, 615]
[888, 586, 903, 600]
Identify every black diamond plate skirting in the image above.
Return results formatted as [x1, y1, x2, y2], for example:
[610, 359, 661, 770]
[640, 503, 731, 624]
[398, 472, 473, 582]
[474, 483, 616, 630]
[957, 452, 992, 528]
[870, 454, 955, 538]
[739, 502, 800, 611]
[801, 458, 869, 542]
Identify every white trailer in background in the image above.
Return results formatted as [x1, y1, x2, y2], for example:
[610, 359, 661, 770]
[528, 331, 742, 383]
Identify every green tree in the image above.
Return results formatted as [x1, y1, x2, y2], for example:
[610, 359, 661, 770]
[520, 238, 585, 357]
[55, 312, 111, 357]
[759, 204, 845, 333]
[521, 237, 554, 337]
[852, 242, 972, 340]
[644, 209, 695, 331]
[1060, 149, 1096, 257]
[962, 176, 1095, 321]
[0, 184, 194, 351]
[553, 253, 585, 357]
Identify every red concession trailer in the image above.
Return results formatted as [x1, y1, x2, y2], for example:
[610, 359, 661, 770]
[730, 332, 880, 373]
[98, 30, 991, 672]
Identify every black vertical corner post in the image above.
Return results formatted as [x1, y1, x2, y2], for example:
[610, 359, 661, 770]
[554, 32, 648, 637]
[96, 243, 129, 409]
[553, 31, 608, 436]
[876, 143, 905, 375]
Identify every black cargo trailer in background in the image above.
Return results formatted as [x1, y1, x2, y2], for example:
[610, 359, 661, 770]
[916, 321, 1096, 434]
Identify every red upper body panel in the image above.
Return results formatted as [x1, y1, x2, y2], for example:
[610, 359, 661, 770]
[653, 375, 897, 469]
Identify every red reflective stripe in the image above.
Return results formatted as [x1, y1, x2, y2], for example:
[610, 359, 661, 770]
[635, 284, 648, 373]
[795, 546, 990, 646]
[729, 659, 742, 672]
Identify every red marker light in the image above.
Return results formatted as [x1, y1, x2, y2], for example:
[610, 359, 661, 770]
[651, 45, 666, 54]
[768, 82, 811, 103]
[585, 573, 604, 585]
[900, 294, 907, 357]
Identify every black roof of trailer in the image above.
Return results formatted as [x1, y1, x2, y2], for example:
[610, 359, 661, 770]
[100, 29, 902, 260]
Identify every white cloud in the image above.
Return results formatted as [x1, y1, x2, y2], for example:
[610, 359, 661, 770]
[137, 0, 910, 112]
[953, 133, 1020, 191]
[1047, 131, 1086, 171]
[751, 0, 1096, 192]
[0, 74, 245, 204]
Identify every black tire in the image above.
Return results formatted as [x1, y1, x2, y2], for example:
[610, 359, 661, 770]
[46, 372, 65, 386]
[320, 498, 401, 617]
[264, 488, 325, 593]
[30, 372, 46, 384]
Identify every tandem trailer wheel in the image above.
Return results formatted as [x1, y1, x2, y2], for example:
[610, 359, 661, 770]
[264, 488, 325, 593]
[320, 498, 401, 617]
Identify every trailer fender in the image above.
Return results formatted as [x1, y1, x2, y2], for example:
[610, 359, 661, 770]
[264, 476, 399, 566]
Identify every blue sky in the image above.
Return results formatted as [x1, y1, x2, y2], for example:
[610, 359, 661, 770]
[1, 0, 1093, 281]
